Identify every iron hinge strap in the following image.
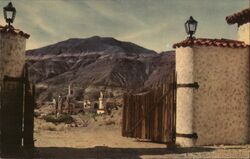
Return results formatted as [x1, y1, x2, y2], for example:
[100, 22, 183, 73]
[176, 133, 198, 139]
[177, 82, 199, 89]
[3, 75, 29, 84]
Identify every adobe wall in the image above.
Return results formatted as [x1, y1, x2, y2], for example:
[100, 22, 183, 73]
[0, 32, 26, 79]
[176, 46, 250, 146]
[193, 46, 250, 145]
[238, 22, 250, 45]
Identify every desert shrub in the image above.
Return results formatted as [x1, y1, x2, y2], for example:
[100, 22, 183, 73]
[43, 114, 74, 124]
[78, 112, 95, 127]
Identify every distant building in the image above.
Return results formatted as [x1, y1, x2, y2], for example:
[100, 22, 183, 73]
[97, 91, 106, 114]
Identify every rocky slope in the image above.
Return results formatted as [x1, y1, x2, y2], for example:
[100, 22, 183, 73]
[26, 36, 175, 102]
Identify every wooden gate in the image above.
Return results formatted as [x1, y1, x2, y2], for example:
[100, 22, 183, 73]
[23, 68, 35, 150]
[1, 76, 24, 154]
[0, 67, 35, 155]
[122, 71, 176, 145]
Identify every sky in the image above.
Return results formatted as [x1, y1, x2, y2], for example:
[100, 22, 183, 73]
[0, 0, 248, 52]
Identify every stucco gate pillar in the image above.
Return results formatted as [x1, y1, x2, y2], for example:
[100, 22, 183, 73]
[0, 25, 30, 154]
[175, 46, 195, 147]
[173, 36, 249, 147]
[0, 26, 29, 79]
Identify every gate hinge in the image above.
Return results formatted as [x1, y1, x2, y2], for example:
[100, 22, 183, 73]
[176, 133, 198, 139]
[177, 82, 199, 89]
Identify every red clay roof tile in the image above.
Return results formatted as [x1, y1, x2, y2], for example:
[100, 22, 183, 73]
[173, 38, 248, 48]
[0, 25, 30, 39]
[226, 8, 250, 25]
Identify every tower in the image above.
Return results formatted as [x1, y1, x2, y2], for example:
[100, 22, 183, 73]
[97, 91, 106, 114]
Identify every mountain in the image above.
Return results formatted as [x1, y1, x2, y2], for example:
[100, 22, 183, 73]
[26, 36, 175, 102]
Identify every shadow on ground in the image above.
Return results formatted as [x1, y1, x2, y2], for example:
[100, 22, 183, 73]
[35, 146, 215, 159]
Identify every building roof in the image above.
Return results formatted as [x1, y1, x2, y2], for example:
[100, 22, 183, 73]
[173, 38, 248, 48]
[0, 25, 30, 39]
[226, 8, 250, 25]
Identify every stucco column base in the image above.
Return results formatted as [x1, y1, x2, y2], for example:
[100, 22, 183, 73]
[176, 137, 194, 147]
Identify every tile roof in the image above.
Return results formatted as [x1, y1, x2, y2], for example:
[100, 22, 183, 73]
[173, 38, 248, 48]
[0, 25, 30, 39]
[226, 8, 250, 25]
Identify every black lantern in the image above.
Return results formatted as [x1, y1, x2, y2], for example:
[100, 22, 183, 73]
[3, 2, 16, 27]
[185, 16, 198, 39]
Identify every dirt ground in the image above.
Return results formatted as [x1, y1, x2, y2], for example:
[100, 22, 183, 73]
[33, 106, 250, 158]
[34, 122, 250, 159]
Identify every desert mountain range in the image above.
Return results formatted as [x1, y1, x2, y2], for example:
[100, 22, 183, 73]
[26, 36, 175, 102]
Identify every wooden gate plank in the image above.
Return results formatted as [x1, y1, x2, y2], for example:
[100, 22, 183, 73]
[1, 77, 23, 154]
[23, 83, 35, 149]
[122, 70, 177, 145]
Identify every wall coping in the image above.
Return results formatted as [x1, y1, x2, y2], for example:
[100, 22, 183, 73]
[0, 25, 30, 39]
[173, 38, 248, 49]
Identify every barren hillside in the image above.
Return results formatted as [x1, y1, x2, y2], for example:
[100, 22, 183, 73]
[26, 36, 175, 102]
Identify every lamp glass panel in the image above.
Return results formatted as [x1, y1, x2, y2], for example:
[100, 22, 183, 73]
[189, 23, 196, 32]
[6, 11, 13, 19]
[185, 23, 189, 34]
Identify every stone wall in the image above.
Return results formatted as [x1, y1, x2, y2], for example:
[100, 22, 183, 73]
[238, 22, 250, 45]
[176, 46, 250, 146]
[0, 32, 26, 79]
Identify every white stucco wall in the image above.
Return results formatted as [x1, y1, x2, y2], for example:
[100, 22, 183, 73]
[238, 23, 250, 45]
[0, 32, 26, 79]
[176, 45, 250, 146]
[176, 47, 195, 147]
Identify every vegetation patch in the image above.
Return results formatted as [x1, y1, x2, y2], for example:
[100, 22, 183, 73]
[43, 114, 74, 124]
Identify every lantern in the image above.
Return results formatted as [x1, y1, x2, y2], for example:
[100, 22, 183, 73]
[3, 2, 16, 27]
[185, 16, 198, 38]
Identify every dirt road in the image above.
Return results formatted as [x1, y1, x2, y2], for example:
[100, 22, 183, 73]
[34, 125, 250, 159]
